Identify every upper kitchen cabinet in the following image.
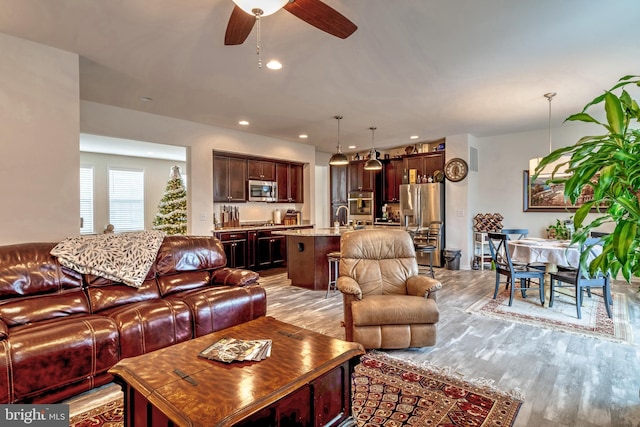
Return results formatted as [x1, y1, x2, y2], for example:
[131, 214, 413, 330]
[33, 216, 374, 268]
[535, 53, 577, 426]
[247, 159, 276, 181]
[213, 153, 247, 202]
[382, 157, 404, 203]
[403, 151, 445, 180]
[348, 160, 378, 192]
[276, 162, 304, 203]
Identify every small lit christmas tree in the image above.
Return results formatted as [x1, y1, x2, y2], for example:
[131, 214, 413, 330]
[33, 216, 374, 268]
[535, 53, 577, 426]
[153, 165, 187, 235]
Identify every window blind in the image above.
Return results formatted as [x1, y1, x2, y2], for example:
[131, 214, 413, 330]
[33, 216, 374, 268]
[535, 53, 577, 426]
[109, 167, 145, 232]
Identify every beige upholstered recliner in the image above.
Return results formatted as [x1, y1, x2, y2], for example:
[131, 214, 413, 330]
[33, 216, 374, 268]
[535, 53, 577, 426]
[337, 229, 442, 349]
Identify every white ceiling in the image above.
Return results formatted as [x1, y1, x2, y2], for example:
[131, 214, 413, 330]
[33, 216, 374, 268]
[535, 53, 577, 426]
[1, 0, 639, 155]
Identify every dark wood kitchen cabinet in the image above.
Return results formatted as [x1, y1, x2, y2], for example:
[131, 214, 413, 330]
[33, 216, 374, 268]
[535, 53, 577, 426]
[257, 230, 286, 268]
[403, 152, 445, 180]
[213, 153, 247, 202]
[382, 158, 404, 203]
[348, 161, 377, 192]
[246, 230, 258, 269]
[276, 162, 303, 203]
[247, 159, 276, 181]
[215, 231, 247, 268]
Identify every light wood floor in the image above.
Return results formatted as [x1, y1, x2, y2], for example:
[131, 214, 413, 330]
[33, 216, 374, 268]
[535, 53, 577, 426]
[261, 267, 640, 427]
[67, 266, 640, 426]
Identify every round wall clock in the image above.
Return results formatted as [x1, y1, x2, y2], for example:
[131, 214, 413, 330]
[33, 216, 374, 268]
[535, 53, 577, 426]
[444, 158, 468, 182]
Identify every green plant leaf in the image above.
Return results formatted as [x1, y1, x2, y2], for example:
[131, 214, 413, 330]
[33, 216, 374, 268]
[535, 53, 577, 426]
[604, 91, 624, 137]
[574, 202, 593, 228]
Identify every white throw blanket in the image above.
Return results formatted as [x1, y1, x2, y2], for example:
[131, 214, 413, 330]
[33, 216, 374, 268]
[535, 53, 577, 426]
[51, 230, 165, 288]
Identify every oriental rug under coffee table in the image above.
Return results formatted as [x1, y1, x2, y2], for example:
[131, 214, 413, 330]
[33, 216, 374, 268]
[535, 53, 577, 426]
[109, 316, 365, 426]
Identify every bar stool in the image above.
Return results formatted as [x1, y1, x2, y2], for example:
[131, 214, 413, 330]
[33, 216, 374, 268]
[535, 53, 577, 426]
[415, 245, 436, 278]
[326, 251, 341, 298]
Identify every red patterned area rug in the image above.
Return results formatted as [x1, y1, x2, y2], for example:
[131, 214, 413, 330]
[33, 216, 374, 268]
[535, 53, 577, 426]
[466, 288, 633, 344]
[353, 352, 523, 427]
[69, 395, 123, 427]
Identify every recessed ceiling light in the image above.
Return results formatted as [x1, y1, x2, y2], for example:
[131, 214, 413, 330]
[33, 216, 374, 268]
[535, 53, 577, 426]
[140, 96, 153, 102]
[348, 145, 356, 149]
[299, 134, 308, 139]
[410, 135, 419, 140]
[266, 60, 283, 70]
[238, 120, 250, 126]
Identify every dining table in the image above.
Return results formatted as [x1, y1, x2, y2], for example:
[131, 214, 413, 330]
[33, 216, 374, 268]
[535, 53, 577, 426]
[508, 237, 585, 273]
[507, 237, 601, 305]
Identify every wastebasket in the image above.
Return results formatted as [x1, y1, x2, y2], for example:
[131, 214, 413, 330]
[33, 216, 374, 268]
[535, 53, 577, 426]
[443, 248, 462, 270]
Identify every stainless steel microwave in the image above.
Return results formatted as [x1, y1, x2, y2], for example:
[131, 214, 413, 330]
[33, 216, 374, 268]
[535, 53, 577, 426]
[248, 180, 278, 202]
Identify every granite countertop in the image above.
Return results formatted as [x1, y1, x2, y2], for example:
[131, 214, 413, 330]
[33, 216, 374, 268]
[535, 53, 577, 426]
[274, 225, 406, 237]
[212, 223, 312, 233]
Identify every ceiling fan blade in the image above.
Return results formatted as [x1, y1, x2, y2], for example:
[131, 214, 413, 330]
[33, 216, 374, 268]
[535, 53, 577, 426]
[224, 5, 256, 45]
[283, 0, 357, 39]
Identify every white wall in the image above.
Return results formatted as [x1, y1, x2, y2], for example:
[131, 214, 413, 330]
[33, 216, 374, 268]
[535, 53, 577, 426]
[0, 33, 80, 244]
[80, 152, 186, 233]
[80, 101, 317, 236]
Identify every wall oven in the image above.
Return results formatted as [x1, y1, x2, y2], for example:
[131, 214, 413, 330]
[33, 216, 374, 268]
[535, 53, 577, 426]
[248, 180, 278, 202]
[348, 191, 374, 225]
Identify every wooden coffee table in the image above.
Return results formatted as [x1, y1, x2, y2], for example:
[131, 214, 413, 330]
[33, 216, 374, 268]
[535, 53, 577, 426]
[109, 316, 365, 427]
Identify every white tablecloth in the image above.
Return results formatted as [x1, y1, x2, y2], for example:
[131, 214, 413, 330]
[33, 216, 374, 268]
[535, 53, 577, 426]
[508, 239, 583, 268]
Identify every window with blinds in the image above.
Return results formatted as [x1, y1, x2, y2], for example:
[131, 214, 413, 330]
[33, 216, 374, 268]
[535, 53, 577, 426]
[109, 167, 145, 232]
[80, 165, 94, 234]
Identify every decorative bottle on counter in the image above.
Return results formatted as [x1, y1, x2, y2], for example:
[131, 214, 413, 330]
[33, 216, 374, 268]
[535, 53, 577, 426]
[402, 169, 408, 184]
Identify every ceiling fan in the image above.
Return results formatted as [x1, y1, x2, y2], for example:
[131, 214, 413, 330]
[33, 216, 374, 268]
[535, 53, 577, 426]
[224, 0, 358, 46]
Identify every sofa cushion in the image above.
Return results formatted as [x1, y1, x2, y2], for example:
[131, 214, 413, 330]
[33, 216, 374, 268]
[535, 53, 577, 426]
[156, 270, 210, 297]
[8, 315, 119, 403]
[0, 242, 88, 326]
[155, 236, 226, 276]
[0, 290, 90, 326]
[167, 285, 267, 337]
[102, 299, 193, 359]
[351, 294, 439, 326]
[85, 277, 161, 313]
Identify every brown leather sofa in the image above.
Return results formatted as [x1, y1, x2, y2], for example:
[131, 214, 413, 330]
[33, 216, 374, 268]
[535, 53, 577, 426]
[0, 235, 266, 404]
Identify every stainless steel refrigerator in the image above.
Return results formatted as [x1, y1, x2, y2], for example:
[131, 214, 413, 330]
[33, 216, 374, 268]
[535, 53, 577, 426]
[400, 183, 445, 266]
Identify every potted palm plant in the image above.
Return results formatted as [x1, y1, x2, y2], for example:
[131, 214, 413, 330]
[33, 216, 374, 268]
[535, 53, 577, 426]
[534, 75, 640, 281]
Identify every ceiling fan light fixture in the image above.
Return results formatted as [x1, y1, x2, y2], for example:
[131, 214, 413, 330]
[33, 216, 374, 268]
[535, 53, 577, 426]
[329, 115, 350, 166]
[232, 0, 288, 17]
[363, 126, 382, 171]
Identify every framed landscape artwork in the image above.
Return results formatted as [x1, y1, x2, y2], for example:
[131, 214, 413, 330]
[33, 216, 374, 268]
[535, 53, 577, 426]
[522, 170, 603, 212]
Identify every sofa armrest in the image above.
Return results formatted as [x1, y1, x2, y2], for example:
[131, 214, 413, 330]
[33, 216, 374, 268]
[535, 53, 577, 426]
[406, 276, 442, 301]
[210, 268, 259, 287]
[337, 276, 362, 300]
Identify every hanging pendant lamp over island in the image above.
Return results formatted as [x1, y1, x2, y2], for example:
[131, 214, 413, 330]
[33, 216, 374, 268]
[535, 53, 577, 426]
[329, 115, 349, 166]
[364, 126, 382, 171]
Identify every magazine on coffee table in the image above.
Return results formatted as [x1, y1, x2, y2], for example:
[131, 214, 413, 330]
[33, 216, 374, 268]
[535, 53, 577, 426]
[199, 337, 272, 363]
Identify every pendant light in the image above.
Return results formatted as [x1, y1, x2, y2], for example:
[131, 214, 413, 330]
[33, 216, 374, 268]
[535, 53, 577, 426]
[329, 115, 349, 166]
[529, 92, 570, 176]
[364, 126, 383, 171]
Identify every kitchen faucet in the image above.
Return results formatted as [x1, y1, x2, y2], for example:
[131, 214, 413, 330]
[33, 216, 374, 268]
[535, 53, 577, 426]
[335, 205, 350, 226]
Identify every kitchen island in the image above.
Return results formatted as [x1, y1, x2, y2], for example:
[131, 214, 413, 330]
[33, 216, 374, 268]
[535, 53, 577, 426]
[273, 228, 346, 291]
[274, 226, 403, 291]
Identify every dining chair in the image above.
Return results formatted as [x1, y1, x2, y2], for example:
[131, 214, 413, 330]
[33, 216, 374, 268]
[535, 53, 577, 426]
[500, 228, 529, 240]
[499, 227, 549, 272]
[487, 232, 546, 306]
[549, 237, 612, 319]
